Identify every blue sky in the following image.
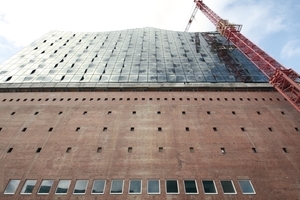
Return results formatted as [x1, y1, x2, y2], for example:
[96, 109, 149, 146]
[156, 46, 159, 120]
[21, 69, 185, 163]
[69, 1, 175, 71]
[0, 0, 299, 73]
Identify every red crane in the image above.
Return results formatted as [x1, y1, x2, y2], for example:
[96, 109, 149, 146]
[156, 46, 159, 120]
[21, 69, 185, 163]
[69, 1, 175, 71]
[186, 0, 300, 112]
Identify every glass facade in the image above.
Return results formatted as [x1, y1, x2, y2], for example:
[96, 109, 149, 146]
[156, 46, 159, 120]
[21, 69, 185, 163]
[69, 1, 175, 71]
[0, 28, 268, 87]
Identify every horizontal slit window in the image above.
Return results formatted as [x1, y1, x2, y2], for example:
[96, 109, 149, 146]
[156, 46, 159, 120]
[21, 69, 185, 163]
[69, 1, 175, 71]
[38, 180, 54, 194]
[55, 180, 71, 194]
[4, 180, 21, 194]
[184, 180, 198, 194]
[21, 180, 37, 194]
[92, 180, 106, 194]
[110, 180, 124, 194]
[73, 180, 88, 194]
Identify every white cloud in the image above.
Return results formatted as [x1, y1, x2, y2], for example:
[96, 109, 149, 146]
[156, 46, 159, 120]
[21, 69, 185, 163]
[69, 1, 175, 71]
[281, 40, 300, 59]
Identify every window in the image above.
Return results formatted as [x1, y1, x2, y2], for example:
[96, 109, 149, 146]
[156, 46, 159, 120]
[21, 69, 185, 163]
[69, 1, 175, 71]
[158, 127, 162, 131]
[207, 111, 211, 115]
[130, 127, 134, 131]
[220, 180, 236, 194]
[92, 180, 106, 194]
[189, 147, 194, 153]
[110, 180, 124, 194]
[185, 127, 189, 131]
[7, 147, 13, 153]
[4, 180, 21, 194]
[129, 180, 142, 194]
[132, 111, 136, 114]
[55, 180, 71, 194]
[36, 147, 42, 153]
[159, 147, 163, 152]
[66, 147, 71, 153]
[238, 180, 255, 194]
[73, 180, 88, 194]
[97, 147, 102, 153]
[184, 180, 198, 194]
[157, 111, 161, 114]
[48, 127, 53, 132]
[147, 180, 160, 194]
[38, 180, 54, 194]
[202, 180, 217, 194]
[21, 180, 37, 194]
[103, 127, 107, 131]
[182, 111, 186, 114]
[166, 180, 179, 194]
[128, 147, 133, 153]
[34, 112, 39, 115]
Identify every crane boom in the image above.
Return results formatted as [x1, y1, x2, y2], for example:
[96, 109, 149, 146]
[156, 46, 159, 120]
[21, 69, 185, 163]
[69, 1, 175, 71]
[189, 0, 300, 112]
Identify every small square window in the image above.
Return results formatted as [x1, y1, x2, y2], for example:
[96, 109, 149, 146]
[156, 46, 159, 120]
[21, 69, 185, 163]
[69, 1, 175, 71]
[149, 98, 153, 100]
[38, 180, 54, 194]
[257, 111, 261, 115]
[130, 127, 134, 131]
[108, 111, 112, 114]
[36, 147, 42, 153]
[186, 127, 189, 131]
[129, 180, 142, 194]
[59, 111, 63, 115]
[159, 147, 163, 152]
[34, 111, 39, 115]
[97, 147, 102, 153]
[103, 127, 107, 131]
[104, 98, 108, 101]
[238, 180, 255, 194]
[166, 180, 179, 194]
[22, 128, 27, 132]
[83, 111, 87, 115]
[157, 98, 160, 100]
[221, 147, 226, 154]
[76, 127, 80, 132]
[220, 180, 236, 194]
[164, 98, 167, 100]
[157, 111, 161, 114]
[132, 111, 136, 114]
[4, 180, 21, 194]
[283, 147, 288, 153]
[207, 111, 211, 115]
[179, 98, 182, 101]
[182, 111, 186, 114]
[213, 127, 217, 131]
[55, 180, 71, 194]
[7, 147, 13, 153]
[11, 112, 15, 115]
[187, 98, 190, 101]
[127, 98, 130, 101]
[147, 180, 160, 194]
[295, 127, 299, 132]
[128, 147, 133, 153]
[48, 127, 53, 132]
[202, 180, 217, 194]
[241, 127, 245, 131]
[224, 98, 228, 101]
[92, 180, 106, 194]
[158, 127, 162, 131]
[110, 180, 124, 194]
[184, 180, 198, 194]
[66, 147, 71, 153]
[21, 180, 37, 194]
[73, 180, 88, 194]
[232, 111, 236, 115]
[232, 98, 235, 101]
[142, 98, 145, 100]
[189, 147, 194, 153]
[172, 98, 175, 101]
[252, 148, 257, 153]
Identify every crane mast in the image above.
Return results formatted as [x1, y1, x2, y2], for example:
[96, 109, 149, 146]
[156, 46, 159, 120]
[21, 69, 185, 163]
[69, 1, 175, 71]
[187, 0, 300, 112]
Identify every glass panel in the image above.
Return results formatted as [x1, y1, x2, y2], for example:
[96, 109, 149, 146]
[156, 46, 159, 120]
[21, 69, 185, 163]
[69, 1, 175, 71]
[147, 180, 160, 194]
[38, 180, 54, 194]
[92, 180, 106, 194]
[184, 180, 198, 194]
[21, 180, 37, 194]
[4, 180, 21, 194]
[73, 180, 88, 194]
[238, 180, 255, 194]
[129, 180, 142, 194]
[220, 180, 236, 194]
[55, 180, 71, 194]
[110, 180, 123, 194]
[166, 180, 179, 194]
[202, 180, 217, 194]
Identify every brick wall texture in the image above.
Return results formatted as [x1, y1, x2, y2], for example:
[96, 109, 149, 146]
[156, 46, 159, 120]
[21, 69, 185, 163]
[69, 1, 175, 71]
[0, 91, 300, 199]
